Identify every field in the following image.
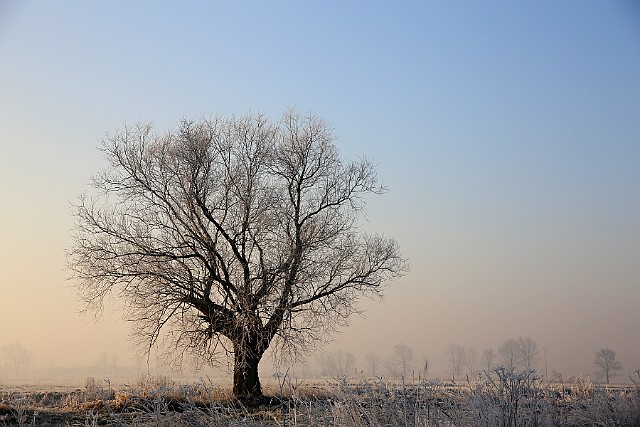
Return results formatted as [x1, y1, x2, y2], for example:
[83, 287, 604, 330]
[1, 373, 639, 426]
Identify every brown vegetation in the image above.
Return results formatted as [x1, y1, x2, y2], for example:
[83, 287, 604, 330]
[1, 374, 639, 426]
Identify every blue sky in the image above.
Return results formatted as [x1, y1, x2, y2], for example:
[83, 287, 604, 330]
[1, 1, 638, 377]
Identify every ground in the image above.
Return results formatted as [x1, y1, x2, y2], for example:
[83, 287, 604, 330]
[0, 375, 639, 426]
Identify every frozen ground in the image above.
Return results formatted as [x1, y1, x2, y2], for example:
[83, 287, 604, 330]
[1, 373, 639, 426]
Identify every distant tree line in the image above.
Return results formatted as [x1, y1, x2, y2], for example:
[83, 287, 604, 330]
[0, 339, 628, 386]
[301, 339, 630, 385]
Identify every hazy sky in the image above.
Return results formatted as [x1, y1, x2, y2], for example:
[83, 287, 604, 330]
[1, 1, 638, 379]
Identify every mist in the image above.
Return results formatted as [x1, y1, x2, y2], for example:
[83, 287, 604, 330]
[1, 0, 639, 391]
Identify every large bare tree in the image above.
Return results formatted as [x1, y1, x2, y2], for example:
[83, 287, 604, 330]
[68, 110, 407, 397]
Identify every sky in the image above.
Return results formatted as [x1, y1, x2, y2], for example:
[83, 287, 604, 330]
[1, 1, 639, 380]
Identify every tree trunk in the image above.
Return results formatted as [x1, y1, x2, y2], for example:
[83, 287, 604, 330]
[232, 338, 264, 398]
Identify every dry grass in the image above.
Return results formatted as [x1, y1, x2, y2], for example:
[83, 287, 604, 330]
[0, 374, 638, 426]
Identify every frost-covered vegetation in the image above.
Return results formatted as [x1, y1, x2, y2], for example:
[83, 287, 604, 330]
[1, 371, 639, 426]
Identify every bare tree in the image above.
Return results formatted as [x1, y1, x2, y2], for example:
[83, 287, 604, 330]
[466, 347, 478, 376]
[0, 342, 33, 377]
[319, 353, 333, 377]
[499, 339, 520, 370]
[364, 352, 381, 377]
[68, 110, 407, 397]
[482, 348, 496, 374]
[389, 343, 416, 379]
[446, 344, 467, 381]
[517, 336, 539, 372]
[320, 350, 355, 377]
[593, 348, 622, 384]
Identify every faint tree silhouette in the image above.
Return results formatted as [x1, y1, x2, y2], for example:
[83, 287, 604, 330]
[447, 344, 467, 381]
[482, 348, 496, 374]
[320, 350, 356, 377]
[593, 348, 622, 384]
[517, 336, 539, 372]
[466, 347, 478, 376]
[499, 339, 520, 371]
[389, 343, 416, 379]
[0, 342, 33, 377]
[364, 352, 381, 377]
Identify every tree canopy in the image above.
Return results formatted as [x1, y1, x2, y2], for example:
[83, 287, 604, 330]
[68, 110, 407, 397]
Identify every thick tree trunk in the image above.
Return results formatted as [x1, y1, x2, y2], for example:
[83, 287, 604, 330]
[232, 339, 264, 398]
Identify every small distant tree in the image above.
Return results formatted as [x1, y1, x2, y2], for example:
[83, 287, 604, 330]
[517, 336, 539, 372]
[389, 343, 416, 379]
[343, 352, 356, 377]
[466, 347, 478, 376]
[364, 352, 381, 377]
[482, 348, 496, 373]
[499, 339, 520, 370]
[319, 353, 333, 377]
[593, 348, 622, 384]
[0, 342, 33, 377]
[447, 344, 467, 381]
